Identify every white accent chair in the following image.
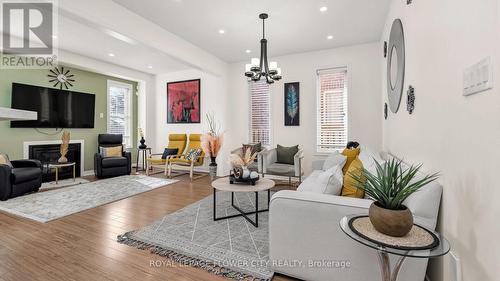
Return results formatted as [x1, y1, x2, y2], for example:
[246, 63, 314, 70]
[269, 157, 443, 281]
[261, 147, 304, 184]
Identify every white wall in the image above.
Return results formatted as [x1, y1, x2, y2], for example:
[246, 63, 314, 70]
[227, 42, 382, 175]
[153, 69, 230, 174]
[381, 0, 500, 280]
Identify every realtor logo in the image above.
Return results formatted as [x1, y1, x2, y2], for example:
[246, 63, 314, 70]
[1, 0, 58, 68]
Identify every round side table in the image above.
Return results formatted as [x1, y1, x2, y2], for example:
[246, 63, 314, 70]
[340, 215, 450, 281]
[47, 162, 76, 184]
[136, 147, 152, 173]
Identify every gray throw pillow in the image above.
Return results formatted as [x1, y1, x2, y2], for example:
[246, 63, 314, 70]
[276, 145, 299, 165]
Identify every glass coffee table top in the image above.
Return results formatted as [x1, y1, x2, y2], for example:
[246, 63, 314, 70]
[340, 215, 450, 258]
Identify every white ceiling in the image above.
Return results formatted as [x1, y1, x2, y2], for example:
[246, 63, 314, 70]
[112, 0, 391, 63]
[57, 11, 190, 74]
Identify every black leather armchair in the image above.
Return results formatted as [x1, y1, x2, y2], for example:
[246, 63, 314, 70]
[0, 157, 42, 201]
[94, 134, 131, 178]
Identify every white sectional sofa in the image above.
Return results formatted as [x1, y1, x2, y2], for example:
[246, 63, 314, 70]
[269, 156, 443, 281]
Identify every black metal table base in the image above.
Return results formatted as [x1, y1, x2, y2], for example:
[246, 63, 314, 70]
[213, 188, 271, 227]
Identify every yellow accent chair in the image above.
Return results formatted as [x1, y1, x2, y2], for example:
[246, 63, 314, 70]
[146, 134, 187, 176]
[167, 134, 206, 181]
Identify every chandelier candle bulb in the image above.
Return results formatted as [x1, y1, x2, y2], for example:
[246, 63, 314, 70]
[269, 61, 277, 70]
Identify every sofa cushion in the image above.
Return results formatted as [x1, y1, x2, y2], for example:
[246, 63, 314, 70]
[298, 165, 343, 195]
[266, 163, 295, 176]
[358, 145, 384, 175]
[277, 145, 298, 165]
[322, 151, 347, 171]
[11, 167, 40, 183]
[341, 147, 360, 174]
[101, 156, 128, 168]
[341, 158, 365, 198]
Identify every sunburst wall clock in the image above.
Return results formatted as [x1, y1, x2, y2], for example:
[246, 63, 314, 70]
[48, 66, 75, 89]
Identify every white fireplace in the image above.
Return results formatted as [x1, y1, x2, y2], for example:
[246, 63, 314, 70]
[23, 139, 85, 176]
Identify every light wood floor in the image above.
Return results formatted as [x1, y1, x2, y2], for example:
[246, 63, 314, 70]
[0, 174, 299, 281]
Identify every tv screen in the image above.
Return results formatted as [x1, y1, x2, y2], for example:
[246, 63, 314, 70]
[10, 83, 95, 128]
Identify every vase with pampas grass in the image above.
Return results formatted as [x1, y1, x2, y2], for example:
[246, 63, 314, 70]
[58, 131, 70, 163]
[201, 113, 224, 180]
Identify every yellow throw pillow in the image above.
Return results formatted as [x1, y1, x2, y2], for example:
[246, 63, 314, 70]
[342, 158, 365, 198]
[341, 147, 361, 174]
[100, 146, 122, 157]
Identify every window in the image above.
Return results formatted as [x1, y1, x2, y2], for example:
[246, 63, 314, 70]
[107, 80, 133, 148]
[316, 67, 348, 152]
[249, 80, 271, 146]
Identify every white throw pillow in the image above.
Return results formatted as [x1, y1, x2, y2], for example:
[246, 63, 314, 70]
[298, 165, 343, 195]
[358, 145, 384, 175]
[319, 165, 344, 195]
[322, 151, 347, 171]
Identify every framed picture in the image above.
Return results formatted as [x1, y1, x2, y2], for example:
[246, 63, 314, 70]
[167, 79, 201, 123]
[284, 82, 300, 126]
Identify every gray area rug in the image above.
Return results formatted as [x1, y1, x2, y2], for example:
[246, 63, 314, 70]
[118, 191, 273, 281]
[0, 175, 177, 223]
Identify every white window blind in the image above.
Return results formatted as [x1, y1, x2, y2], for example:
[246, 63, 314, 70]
[317, 68, 348, 152]
[107, 80, 133, 148]
[249, 80, 271, 146]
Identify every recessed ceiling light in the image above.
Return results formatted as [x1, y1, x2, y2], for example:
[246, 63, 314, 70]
[218, 29, 225, 34]
[327, 35, 334, 40]
[108, 53, 115, 57]
[147, 65, 153, 69]
[245, 49, 251, 53]
[320, 6, 328, 12]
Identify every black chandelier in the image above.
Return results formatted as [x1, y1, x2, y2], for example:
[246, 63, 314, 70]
[245, 13, 282, 84]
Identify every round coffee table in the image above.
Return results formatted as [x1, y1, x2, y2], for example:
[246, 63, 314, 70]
[212, 177, 275, 227]
[340, 215, 450, 281]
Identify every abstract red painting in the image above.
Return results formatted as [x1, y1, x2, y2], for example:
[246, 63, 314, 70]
[167, 79, 201, 123]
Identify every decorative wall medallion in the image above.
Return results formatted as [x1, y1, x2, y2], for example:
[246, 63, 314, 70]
[48, 66, 75, 89]
[387, 19, 405, 113]
[384, 103, 388, 120]
[384, 41, 388, 58]
[407, 86, 415, 114]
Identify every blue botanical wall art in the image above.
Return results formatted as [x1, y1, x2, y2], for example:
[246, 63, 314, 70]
[284, 82, 300, 126]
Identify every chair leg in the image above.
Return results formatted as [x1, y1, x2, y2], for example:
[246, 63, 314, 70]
[164, 164, 168, 176]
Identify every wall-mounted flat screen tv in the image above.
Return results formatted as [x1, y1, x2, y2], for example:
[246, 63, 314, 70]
[10, 83, 96, 128]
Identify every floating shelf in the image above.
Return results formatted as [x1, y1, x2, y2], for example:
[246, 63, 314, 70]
[0, 107, 37, 121]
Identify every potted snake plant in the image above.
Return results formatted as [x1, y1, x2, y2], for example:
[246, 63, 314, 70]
[350, 158, 439, 237]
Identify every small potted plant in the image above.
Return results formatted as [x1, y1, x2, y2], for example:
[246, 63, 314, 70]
[350, 158, 439, 237]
